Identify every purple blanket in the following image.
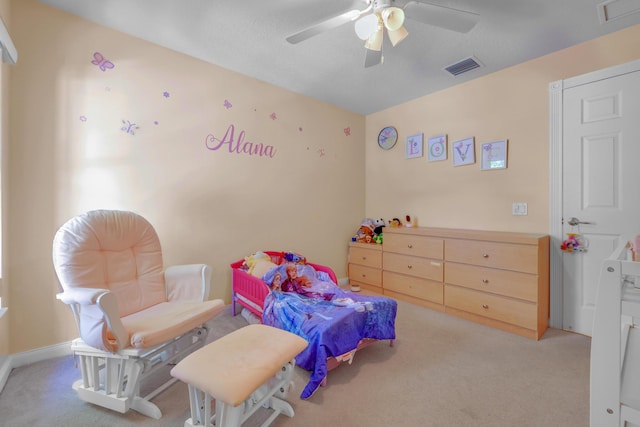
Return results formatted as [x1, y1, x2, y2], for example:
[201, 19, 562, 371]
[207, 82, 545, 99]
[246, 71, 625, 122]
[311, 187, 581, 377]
[262, 286, 397, 399]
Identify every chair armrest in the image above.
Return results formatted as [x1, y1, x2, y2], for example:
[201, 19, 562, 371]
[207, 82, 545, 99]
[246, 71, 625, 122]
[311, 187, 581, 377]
[165, 264, 212, 302]
[57, 288, 110, 305]
[56, 288, 127, 352]
[96, 292, 128, 351]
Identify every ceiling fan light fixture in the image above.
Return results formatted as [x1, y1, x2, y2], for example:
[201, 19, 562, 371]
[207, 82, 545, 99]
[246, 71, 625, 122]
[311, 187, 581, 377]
[381, 7, 405, 31]
[364, 27, 383, 51]
[355, 13, 380, 40]
[287, 0, 480, 69]
[387, 25, 408, 46]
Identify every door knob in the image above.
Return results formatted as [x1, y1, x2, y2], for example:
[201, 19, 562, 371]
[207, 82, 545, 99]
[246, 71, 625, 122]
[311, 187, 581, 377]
[567, 217, 593, 227]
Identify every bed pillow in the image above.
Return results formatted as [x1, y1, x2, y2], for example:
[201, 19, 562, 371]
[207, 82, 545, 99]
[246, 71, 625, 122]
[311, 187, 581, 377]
[251, 260, 278, 278]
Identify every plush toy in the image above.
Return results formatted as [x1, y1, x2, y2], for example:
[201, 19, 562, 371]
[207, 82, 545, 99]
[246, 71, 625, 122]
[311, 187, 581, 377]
[283, 251, 306, 264]
[560, 233, 588, 253]
[388, 217, 402, 228]
[242, 251, 272, 274]
[353, 218, 376, 244]
[357, 224, 375, 243]
[372, 218, 386, 235]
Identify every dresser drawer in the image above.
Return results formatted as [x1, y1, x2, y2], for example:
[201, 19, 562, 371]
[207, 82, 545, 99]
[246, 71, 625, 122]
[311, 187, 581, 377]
[383, 252, 443, 282]
[445, 285, 537, 329]
[445, 239, 538, 274]
[445, 263, 538, 302]
[348, 263, 382, 287]
[384, 233, 443, 259]
[383, 271, 443, 304]
[349, 246, 382, 269]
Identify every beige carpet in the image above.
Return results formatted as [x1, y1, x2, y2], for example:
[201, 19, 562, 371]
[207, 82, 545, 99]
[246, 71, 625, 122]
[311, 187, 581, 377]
[0, 299, 590, 427]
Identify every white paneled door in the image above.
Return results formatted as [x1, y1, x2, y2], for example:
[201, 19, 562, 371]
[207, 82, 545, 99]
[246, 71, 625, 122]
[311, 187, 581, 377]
[561, 64, 640, 336]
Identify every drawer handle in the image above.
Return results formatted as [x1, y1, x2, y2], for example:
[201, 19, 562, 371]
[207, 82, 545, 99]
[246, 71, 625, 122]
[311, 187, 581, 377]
[482, 278, 489, 284]
[482, 304, 489, 309]
[482, 253, 489, 258]
[407, 265, 413, 269]
[361, 256, 367, 260]
[407, 244, 413, 249]
[361, 274, 367, 278]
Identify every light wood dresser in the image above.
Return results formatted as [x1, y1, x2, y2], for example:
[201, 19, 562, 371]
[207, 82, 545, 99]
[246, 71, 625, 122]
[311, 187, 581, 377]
[382, 231, 445, 313]
[347, 241, 382, 293]
[363, 227, 549, 340]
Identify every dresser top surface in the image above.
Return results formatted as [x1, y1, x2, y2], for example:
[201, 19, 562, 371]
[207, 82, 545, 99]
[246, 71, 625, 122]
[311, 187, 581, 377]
[384, 227, 549, 245]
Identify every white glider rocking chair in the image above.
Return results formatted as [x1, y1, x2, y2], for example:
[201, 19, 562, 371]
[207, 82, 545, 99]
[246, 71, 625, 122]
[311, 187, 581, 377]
[53, 209, 225, 419]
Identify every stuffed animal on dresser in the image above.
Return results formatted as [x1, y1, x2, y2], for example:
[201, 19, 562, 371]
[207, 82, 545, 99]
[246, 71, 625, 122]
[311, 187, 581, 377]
[388, 217, 402, 228]
[372, 218, 386, 235]
[353, 218, 376, 244]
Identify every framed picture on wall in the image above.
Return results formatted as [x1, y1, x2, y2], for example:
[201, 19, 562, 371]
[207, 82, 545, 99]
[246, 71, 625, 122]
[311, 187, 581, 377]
[452, 137, 475, 166]
[481, 140, 508, 170]
[406, 133, 423, 159]
[427, 134, 447, 161]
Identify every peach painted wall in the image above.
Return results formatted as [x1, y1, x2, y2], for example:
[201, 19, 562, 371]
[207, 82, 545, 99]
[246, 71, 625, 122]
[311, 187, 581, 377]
[6, 0, 640, 355]
[366, 24, 640, 234]
[0, 0, 10, 358]
[9, 0, 365, 353]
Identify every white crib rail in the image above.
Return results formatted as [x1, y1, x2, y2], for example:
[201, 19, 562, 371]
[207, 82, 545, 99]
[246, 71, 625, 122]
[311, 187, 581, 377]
[590, 240, 640, 426]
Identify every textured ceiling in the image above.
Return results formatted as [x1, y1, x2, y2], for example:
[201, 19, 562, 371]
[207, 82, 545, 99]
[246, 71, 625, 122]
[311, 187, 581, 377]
[38, 0, 640, 115]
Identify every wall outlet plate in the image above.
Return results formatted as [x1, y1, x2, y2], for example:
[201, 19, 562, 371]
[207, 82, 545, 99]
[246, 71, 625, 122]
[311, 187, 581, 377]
[512, 202, 528, 215]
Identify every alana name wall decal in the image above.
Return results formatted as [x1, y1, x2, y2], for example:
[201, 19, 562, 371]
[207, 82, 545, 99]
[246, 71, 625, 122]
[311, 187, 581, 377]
[205, 124, 276, 158]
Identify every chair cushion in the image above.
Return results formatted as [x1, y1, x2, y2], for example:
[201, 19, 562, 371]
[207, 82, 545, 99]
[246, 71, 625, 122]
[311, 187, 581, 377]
[53, 210, 166, 317]
[118, 299, 226, 349]
[170, 324, 308, 406]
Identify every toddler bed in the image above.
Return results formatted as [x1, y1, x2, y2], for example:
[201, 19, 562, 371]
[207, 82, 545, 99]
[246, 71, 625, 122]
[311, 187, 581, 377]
[230, 251, 397, 399]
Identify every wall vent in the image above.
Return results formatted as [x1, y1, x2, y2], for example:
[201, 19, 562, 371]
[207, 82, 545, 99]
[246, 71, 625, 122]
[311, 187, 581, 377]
[444, 56, 482, 77]
[597, 0, 640, 24]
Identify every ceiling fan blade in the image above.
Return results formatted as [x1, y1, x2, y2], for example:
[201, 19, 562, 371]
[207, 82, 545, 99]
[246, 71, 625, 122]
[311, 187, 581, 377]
[286, 9, 364, 44]
[364, 48, 383, 68]
[404, 1, 479, 33]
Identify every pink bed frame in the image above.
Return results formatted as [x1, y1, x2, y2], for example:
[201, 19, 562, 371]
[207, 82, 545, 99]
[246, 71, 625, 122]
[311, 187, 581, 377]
[230, 251, 338, 317]
[230, 251, 392, 375]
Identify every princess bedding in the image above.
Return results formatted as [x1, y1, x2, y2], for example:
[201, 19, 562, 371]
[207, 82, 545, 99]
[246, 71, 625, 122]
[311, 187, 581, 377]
[230, 251, 397, 398]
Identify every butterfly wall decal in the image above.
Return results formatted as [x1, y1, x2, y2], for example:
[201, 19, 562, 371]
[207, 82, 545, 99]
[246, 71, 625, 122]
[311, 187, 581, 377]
[91, 52, 114, 72]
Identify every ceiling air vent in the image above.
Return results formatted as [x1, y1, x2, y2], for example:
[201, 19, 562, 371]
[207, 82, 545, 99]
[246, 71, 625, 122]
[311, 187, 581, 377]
[444, 56, 482, 77]
[597, 0, 640, 24]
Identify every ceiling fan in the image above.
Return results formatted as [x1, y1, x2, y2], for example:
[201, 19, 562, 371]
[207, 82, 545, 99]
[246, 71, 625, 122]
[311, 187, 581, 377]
[286, 0, 479, 68]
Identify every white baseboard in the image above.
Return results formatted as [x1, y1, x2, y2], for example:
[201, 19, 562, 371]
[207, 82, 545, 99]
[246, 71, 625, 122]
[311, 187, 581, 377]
[10, 341, 72, 369]
[0, 355, 11, 393]
[0, 342, 72, 394]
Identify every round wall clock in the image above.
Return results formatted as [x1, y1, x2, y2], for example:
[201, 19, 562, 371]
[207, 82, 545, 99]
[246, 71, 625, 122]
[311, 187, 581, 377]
[378, 126, 398, 150]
